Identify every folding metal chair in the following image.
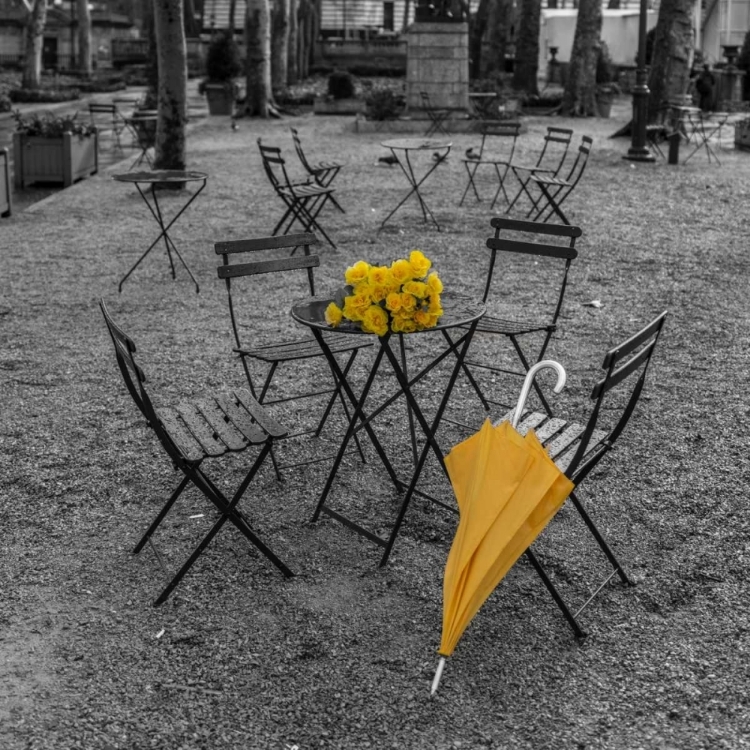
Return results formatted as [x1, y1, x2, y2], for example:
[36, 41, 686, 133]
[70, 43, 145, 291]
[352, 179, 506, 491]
[290, 127, 345, 213]
[88, 102, 126, 150]
[257, 138, 338, 248]
[420, 91, 451, 137]
[454, 218, 581, 421]
[500, 310, 668, 636]
[529, 135, 593, 225]
[505, 126, 574, 217]
[124, 112, 156, 170]
[99, 299, 293, 607]
[459, 120, 522, 209]
[215, 232, 372, 479]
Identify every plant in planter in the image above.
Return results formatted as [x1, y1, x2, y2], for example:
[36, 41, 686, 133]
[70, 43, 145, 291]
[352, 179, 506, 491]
[12, 111, 98, 188]
[595, 41, 619, 118]
[314, 70, 365, 115]
[199, 31, 242, 116]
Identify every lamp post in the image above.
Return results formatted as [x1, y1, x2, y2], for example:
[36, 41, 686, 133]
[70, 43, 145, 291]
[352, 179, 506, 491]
[624, 0, 655, 162]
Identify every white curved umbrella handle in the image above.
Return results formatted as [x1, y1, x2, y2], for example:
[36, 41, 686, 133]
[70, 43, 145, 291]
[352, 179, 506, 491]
[511, 360, 566, 429]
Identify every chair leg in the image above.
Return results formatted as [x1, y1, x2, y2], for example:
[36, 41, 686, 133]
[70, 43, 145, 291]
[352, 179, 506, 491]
[133, 474, 192, 554]
[568, 491, 632, 585]
[459, 162, 482, 206]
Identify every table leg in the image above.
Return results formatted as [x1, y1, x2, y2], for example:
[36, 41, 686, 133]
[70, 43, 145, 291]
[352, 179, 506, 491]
[399, 334, 419, 469]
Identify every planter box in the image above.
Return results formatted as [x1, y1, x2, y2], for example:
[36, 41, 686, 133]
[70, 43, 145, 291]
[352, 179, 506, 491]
[13, 131, 98, 189]
[204, 84, 235, 116]
[0, 147, 10, 217]
[735, 118, 750, 151]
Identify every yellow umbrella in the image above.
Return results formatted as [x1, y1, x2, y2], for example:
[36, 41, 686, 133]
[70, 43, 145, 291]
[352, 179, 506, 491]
[431, 361, 575, 694]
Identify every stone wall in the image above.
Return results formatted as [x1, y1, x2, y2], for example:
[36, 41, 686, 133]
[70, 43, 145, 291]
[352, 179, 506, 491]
[406, 21, 469, 114]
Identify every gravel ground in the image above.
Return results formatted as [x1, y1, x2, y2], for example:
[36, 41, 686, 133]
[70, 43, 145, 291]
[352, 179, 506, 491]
[1, 99, 749, 749]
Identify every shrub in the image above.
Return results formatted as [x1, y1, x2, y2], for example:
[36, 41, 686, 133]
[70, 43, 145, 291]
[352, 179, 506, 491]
[13, 111, 96, 138]
[0, 93, 11, 113]
[205, 31, 242, 83]
[327, 70, 355, 100]
[364, 87, 405, 120]
[9, 87, 80, 103]
[596, 40, 615, 84]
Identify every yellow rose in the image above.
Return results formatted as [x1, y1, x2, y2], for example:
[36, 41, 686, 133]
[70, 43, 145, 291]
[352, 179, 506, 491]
[385, 292, 403, 312]
[361, 304, 389, 337]
[427, 272, 443, 294]
[428, 293, 443, 316]
[397, 316, 417, 334]
[325, 302, 343, 327]
[343, 294, 367, 322]
[368, 265, 391, 287]
[414, 309, 434, 328]
[345, 260, 371, 286]
[390, 258, 412, 286]
[409, 249, 432, 278]
[400, 292, 417, 312]
[402, 280, 428, 299]
[370, 284, 389, 303]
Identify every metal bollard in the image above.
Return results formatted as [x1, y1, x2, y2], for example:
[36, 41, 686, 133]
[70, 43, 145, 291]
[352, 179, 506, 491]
[667, 131, 681, 164]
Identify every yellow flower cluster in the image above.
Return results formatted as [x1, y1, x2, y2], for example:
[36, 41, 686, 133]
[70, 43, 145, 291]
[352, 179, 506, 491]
[325, 250, 444, 337]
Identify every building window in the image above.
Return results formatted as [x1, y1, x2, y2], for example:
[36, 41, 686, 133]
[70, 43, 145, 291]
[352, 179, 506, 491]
[383, 1, 394, 31]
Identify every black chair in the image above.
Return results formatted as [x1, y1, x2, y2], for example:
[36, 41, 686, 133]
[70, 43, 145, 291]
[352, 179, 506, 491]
[89, 102, 126, 150]
[500, 310, 669, 636]
[215, 232, 371, 479]
[459, 120, 522, 209]
[100, 299, 293, 607]
[505, 126, 574, 217]
[529, 135, 593, 225]
[456, 218, 581, 420]
[257, 138, 337, 248]
[420, 91, 451, 136]
[290, 127, 345, 213]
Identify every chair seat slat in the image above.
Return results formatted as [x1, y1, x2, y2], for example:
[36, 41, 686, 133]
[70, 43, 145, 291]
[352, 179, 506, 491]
[532, 417, 568, 443]
[514, 411, 547, 435]
[466, 314, 552, 336]
[544, 423, 586, 460]
[157, 407, 205, 462]
[555, 428, 609, 474]
[235, 388, 289, 439]
[238, 335, 370, 362]
[175, 402, 227, 457]
[214, 394, 269, 445]
[197, 398, 248, 451]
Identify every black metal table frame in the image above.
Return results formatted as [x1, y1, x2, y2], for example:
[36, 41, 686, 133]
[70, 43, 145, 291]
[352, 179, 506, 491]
[293, 298, 484, 566]
[682, 110, 728, 165]
[114, 172, 207, 293]
[379, 140, 451, 233]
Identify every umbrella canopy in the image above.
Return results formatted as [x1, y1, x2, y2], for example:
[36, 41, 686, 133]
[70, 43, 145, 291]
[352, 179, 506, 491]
[438, 417, 575, 660]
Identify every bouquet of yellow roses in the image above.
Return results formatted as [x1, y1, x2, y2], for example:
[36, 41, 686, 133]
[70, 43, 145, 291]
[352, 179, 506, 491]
[325, 250, 444, 337]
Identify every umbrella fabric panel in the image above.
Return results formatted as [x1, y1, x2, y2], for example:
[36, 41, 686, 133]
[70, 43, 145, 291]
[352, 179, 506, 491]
[439, 420, 574, 658]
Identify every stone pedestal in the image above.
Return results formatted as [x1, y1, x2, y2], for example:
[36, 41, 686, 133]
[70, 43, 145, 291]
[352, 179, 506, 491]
[406, 21, 469, 115]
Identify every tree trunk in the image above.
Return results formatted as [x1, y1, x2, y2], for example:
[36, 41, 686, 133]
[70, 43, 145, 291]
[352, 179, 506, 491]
[22, 0, 46, 89]
[245, 0, 272, 117]
[512, 0, 541, 95]
[229, 0, 237, 32]
[561, 0, 602, 115]
[153, 0, 188, 171]
[470, 0, 489, 78]
[647, 0, 694, 120]
[184, 0, 200, 37]
[287, 0, 299, 85]
[271, 0, 290, 94]
[76, 0, 92, 76]
[402, 0, 411, 33]
[484, 0, 512, 77]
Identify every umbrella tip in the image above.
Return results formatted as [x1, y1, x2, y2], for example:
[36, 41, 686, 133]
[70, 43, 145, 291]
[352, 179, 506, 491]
[430, 656, 446, 695]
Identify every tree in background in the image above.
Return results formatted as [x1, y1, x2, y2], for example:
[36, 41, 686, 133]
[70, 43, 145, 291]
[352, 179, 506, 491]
[561, 0, 602, 115]
[20, 0, 46, 88]
[287, 0, 299, 85]
[153, 0, 188, 170]
[646, 0, 694, 120]
[76, 0, 92, 75]
[483, 0, 513, 77]
[272, 0, 290, 93]
[512, 0, 540, 94]
[245, 0, 272, 116]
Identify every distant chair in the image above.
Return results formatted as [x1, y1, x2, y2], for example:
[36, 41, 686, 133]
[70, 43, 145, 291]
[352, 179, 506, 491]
[290, 127, 345, 213]
[257, 138, 338, 248]
[88, 102, 126, 151]
[420, 91, 451, 137]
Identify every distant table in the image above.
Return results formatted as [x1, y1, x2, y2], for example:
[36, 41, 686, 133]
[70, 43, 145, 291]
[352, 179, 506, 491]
[292, 292, 485, 566]
[112, 170, 208, 293]
[379, 138, 452, 232]
[681, 109, 729, 165]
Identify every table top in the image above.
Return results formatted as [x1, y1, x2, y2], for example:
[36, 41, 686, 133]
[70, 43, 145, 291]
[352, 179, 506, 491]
[112, 170, 208, 184]
[381, 138, 452, 152]
[291, 291, 484, 335]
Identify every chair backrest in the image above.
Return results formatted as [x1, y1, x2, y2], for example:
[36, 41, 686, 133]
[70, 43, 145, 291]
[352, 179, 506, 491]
[565, 311, 668, 481]
[258, 138, 295, 192]
[215, 233, 321, 356]
[477, 120, 522, 161]
[89, 102, 120, 127]
[290, 127, 314, 175]
[558, 135, 593, 189]
[532, 126, 574, 175]
[484, 218, 581, 328]
[100, 299, 185, 466]
[420, 91, 442, 114]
